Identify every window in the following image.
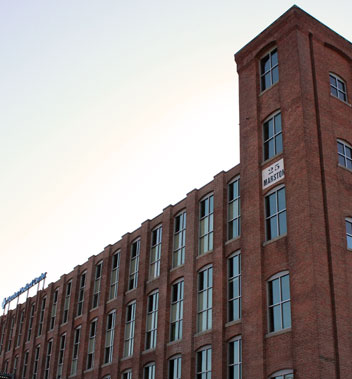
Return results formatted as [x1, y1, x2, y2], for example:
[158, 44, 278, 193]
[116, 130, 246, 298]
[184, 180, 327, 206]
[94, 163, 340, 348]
[26, 303, 36, 341]
[330, 73, 347, 102]
[170, 280, 184, 341]
[6, 316, 15, 351]
[128, 239, 140, 290]
[62, 280, 72, 323]
[13, 355, 18, 377]
[87, 319, 97, 370]
[149, 226, 162, 280]
[22, 350, 29, 379]
[197, 266, 213, 332]
[169, 355, 182, 379]
[0, 320, 5, 354]
[122, 369, 132, 379]
[50, 289, 59, 330]
[268, 271, 291, 333]
[144, 362, 155, 379]
[3, 360, 8, 374]
[77, 272, 86, 317]
[260, 48, 279, 91]
[16, 310, 25, 347]
[346, 218, 352, 249]
[109, 251, 120, 300]
[44, 339, 53, 379]
[123, 301, 136, 357]
[71, 326, 81, 376]
[228, 252, 241, 322]
[37, 296, 46, 336]
[57, 333, 66, 379]
[104, 310, 116, 364]
[265, 186, 287, 241]
[270, 369, 294, 379]
[199, 194, 214, 255]
[92, 261, 103, 309]
[173, 212, 186, 267]
[228, 337, 242, 379]
[196, 346, 211, 378]
[337, 140, 352, 170]
[33, 345, 40, 378]
[263, 112, 282, 161]
[228, 178, 241, 240]
[145, 291, 159, 350]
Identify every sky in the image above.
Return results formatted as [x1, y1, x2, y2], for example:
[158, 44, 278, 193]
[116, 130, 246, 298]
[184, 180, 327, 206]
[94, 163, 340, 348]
[1, 0, 351, 310]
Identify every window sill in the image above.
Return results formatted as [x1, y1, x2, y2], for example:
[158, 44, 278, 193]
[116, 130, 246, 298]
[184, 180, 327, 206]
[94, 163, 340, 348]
[142, 348, 156, 355]
[225, 319, 241, 328]
[125, 288, 137, 296]
[120, 355, 133, 362]
[194, 329, 212, 338]
[265, 327, 291, 338]
[338, 163, 352, 173]
[101, 362, 112, 368]
[170, 264, 184, 273]
[261, 152, 283, 167]
[225, 236, 240, 245]
[259, 80, 279, 96]
[196, 250, 213, 260]
[262, 234, 287, 247]
[83, 368, 94, 373]
[167, 339, 182, 347]
[330, 94, 351, 107]
[146, 277, 160, 285]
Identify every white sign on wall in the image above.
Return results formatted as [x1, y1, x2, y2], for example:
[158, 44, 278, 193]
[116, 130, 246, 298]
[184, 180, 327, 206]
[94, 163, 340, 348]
[262, 158, 285, 189]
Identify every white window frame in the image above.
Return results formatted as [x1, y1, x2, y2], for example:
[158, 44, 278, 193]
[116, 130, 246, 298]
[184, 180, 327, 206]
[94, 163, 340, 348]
[37, 296, 46, 336]
[144, 362, 156, 379]
[122, 369, 132, 379]
[16, 310, 25, 347]
[62, 280, 72, 324]
[50, 289, 59, 330]
[270, 369, 294, 378]
[6, 315, 15, 351]
[71, 326, 81, 376]
[87, 318, 97, 370]
[92, 261, 103, 309]
[263, 111, 283, 161]
[196, 345, 212, 378]
[44, 339, 53, 379]
[267, 271, 291, 333]
[173, 211, 186, 268]
[168, 355, 182, 379]
[228, 336, 242, 379]
[26, 302, 36, 342]
[104, 310, 116, 364]
[329, 73, 347, 102]
[170, 279, 184, 342]
[149, 226, 162, 280]
[128, 239, 140, 291]
[228, 177, 241, 240]
[265, 185, 287, 241]
[228, 251, 241, 322]
[260, 47, 279, 92]
[22, 350, 29, 379]
[123, 301, 136, 357]
[337, 139, 352, 170]
[33, 346, 40, 379]
[346, 217, 352, 250]
[197, 265, 213, 332]
[57, 333, 66, 379]
[77, 271, 86, 317]
[199, 193, 214, 255]
[109, 250, 120, 300]
[145, 291, 159, 350]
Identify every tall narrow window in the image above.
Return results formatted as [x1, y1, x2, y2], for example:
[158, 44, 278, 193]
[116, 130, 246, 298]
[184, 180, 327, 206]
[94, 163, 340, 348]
[270, 369, 294, 379]
[228, 252, 241, 322]
[16, 310, 25, 347]
[123, 302, 136, 357]
[122, 369, 132, 379]
[260, 48, 279, 91]
[104, 310, 116, 364]
[33, 345, 40, 379]
[199, 194, 214, 255]
[37, 296, 46, 336]
[170, 280, 184, 341]
[44, 339, 53, 379]
[149, 227, 162, 280]
[196, 346, 211, 378]
[228, 178, 241, 240]
[50, 289, 59, 330]
[173, 212, 186, 268]
[13, 356, 18, 377]
[197, 266, 213, 332]
[27, 303, 36, 341]
[92, 261, 103, 309]
[268, 271, 291, 333]
[169, 355, 182, 379]
[76, 272, 86, 317]
[6, 316, 15, 351]
[330, 73, 347, 102]
[57, 333, 66, 379]
[145, 291, 159, 350]
[228, 337, 242, 379]
[109, 251, 120, 300]
[87, 319, 97, 370]
[265, 186, 287, 241]
[22, 350, 29, 378]
[62, 280, 72, 323]
[338, 140, 352, 170]
[346, 218, 352, 249]
[263, 112, 282, 161]
[0, 320, 5, 354]
[144, 362, 155, 379]
[128, 239, 140, 290]
[71, 326, 81, 376]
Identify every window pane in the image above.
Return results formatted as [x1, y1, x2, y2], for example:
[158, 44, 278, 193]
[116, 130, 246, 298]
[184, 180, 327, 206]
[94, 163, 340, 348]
[281, 275, 290, 301]
[279, 212, 287, 235]
[347, 235, 352, 250]
[272, 66, 279, 84]
[282, 301, 291, 329]
[276, 134, 283, 155]
[278, 188, 286, 211]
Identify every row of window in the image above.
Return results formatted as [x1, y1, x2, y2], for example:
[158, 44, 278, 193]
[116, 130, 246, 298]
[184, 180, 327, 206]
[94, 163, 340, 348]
[260, 48, 349, 105]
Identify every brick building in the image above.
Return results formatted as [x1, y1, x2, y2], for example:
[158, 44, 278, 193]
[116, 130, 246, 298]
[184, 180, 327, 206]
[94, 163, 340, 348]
[1, 5, 352, 378]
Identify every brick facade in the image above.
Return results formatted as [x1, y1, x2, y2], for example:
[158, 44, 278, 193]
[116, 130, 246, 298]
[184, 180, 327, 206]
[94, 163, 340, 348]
[1, 6, 352, 379]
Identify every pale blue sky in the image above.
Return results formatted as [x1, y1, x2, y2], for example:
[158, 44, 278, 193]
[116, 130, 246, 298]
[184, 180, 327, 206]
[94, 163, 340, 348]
[1, 1, 351, 307]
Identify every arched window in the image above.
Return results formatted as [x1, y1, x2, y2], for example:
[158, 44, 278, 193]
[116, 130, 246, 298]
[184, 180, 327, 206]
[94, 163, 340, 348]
[330, 73, 347, 102]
